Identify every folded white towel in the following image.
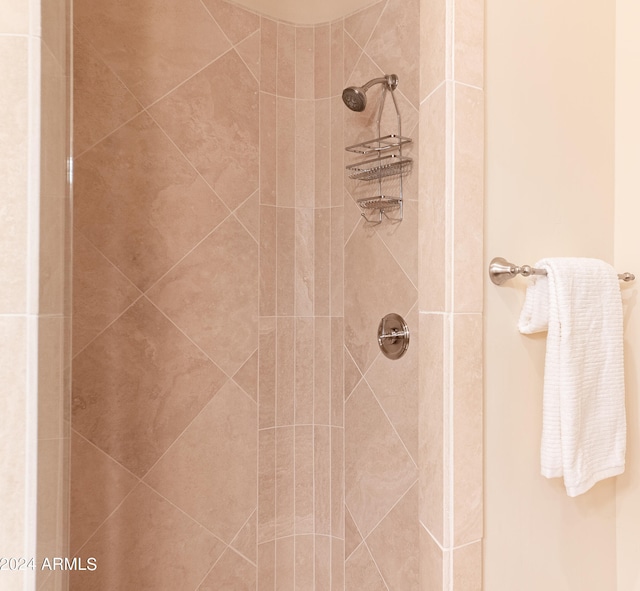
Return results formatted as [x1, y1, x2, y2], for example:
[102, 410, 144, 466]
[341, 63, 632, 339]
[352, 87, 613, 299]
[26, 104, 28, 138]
[518, 257, 626, 496]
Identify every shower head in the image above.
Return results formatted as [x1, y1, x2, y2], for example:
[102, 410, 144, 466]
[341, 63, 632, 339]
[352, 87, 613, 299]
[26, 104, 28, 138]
[342, 74, 399, 112]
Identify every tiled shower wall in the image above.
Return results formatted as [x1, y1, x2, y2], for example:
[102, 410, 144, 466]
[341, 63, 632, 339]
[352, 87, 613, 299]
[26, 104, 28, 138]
[341, 0, 422, 589]
[70, 0, 263, 587]
[419, 0, 484, 586]
[71, 0, 345, 589]
[1, 0, 71, 589]
[71, 0, 484, 590]
[255, 13, 346, 591]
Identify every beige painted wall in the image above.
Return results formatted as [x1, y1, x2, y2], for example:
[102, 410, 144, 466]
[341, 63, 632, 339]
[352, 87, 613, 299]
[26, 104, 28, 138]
[615, 1, 640, 589]
[484, 0, 618, 589]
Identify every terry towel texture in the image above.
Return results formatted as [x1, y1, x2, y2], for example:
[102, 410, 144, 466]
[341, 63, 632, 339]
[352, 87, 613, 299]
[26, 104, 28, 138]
[518, 257, 626, 497]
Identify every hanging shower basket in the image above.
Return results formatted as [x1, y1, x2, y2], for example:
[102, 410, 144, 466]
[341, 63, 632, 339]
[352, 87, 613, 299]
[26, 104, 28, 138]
[345, 78, 412, 224]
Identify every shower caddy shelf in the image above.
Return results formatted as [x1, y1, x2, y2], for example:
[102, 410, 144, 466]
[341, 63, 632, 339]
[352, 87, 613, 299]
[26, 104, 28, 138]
[345, 80, 412, 224]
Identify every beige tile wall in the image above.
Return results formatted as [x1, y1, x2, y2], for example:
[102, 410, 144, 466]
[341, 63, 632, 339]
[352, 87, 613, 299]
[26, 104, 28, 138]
[37, 2, 73, 587]
[0, 0, 72, 589]
[71, 0, 484, 590]
[419, 0, 484, 588]
[71, 1, 261, 588]
[342, 1, 421, 589]
[256, 13, 345, 591]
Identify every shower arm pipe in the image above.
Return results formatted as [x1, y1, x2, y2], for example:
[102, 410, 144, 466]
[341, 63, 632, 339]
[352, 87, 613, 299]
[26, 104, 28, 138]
[362, 74, 398, 93]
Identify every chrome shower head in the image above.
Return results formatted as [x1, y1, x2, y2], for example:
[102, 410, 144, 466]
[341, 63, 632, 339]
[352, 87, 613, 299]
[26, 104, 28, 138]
[342, 74, 399, 112]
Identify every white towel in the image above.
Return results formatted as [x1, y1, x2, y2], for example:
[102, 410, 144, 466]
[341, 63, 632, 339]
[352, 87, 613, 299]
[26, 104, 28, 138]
[518, 257, 626, 496]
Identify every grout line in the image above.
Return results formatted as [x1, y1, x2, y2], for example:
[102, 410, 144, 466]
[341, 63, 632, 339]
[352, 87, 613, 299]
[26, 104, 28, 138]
[232, 192, 261, 248]
[144, 105, 232, 212]
[71, 480, 140, 559]
[361, 369, 419, 472]
[144, 46, 236, 111]
[140, 211, 230, 297]
[197, 0, 236, 52]
[363, 478, 417, 545]
[234, 30, 261, 86]
[70, 292, 144, 361]
[136, 480, 229, 554]
[344, 503, 365, 560]
[420, 519, 446, 552]
[373, 220, 419, 292]
[256, 26, 263, 587]
[73, 109, 142, 160]
[227, 510, 259, 567]
[419, 79, 446, 108]
[292, 28, 300, 590]
[364, 539, 391, 591]
[71, 428, 141, 483]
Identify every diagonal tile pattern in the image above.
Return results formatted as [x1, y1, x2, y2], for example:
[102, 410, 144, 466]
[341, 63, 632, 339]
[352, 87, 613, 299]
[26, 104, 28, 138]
[72, 32, 142, 156]
[73, 0, 231, 106]
[74, 111, 228, 292]
[146, 216, 259, 377]
[366, 483, 420, 590]
[144, 380, 257, 545]
[71, 0, 445, 588]
[72, 297, 228, 477]
[343, 1, 387, 49]
[202, 0, 260, 45]
[198, 548, 257, 590]
[148, 50, 259, 212]
[236, 31, 261, 82]
[71, 233, 140, 356]
[365, 0, 420, 108]
[69, 483, 226, 591]
[365, 306, 420, 462]
[69, 431, 138, 555]
[344, 229, 417, 374]
[345, 380, 417, 539]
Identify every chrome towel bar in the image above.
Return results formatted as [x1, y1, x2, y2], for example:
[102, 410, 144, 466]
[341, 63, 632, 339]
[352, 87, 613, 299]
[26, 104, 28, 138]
[489, 257, 635, 286]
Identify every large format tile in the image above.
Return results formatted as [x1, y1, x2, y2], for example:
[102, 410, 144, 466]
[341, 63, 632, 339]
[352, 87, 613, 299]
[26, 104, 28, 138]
[345, 380, 417, 539]
[74, 112, 226, 292]
[236, 31, 260, 82]
[453, 314, 483, 546]
[453, 84, 484, 313]
[345, 543, 387, 591]
[367, 483, 420, 590]
[230, 510, 257, 564]
[144, 380, 257, 545]
[0, 0, 28, 34]
[72, 233, 140, 356]
[344, 230, 416, 374]
[69, 483, 225, 591]
[74, 0, 230, 106]
[147, 216, 258, 377]
[344, 1, 386, 49]
[0, 37, 28, 313]
[198, 548, 256, 590]
[365, 305, 419, 462]
[73, 33, 141, 156]
[72, 297, 227, 477]
[0, 317, 26, 557]
[366, 0, 420, 108]
[149, 50, 259, 212]
[69, 431, 138, 554]
[202, 0, 260, 45]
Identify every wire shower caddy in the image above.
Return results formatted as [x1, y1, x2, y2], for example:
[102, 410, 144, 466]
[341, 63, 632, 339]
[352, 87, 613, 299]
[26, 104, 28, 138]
[345, 81, 412, 224]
